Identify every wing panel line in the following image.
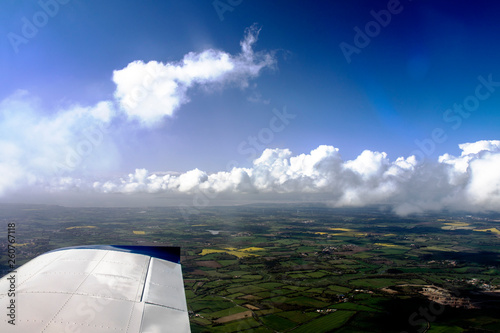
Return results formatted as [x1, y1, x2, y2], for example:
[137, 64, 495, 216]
[139, 257, 152, 303]
[144, 301, 188, 313]
[127, 255, 152, 332]
[17, 251, 66, 289]
[40, 250, 108, 333]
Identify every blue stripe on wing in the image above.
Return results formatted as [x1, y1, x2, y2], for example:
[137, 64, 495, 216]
[47, 245, 181, 263]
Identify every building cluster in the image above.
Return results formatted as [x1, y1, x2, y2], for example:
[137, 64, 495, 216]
[420, 286, 477, 309]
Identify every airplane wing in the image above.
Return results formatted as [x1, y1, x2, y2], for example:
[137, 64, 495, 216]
[0, 245, 191, 332]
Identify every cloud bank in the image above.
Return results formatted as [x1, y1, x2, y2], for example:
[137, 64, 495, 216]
[86, 140, 500, 215]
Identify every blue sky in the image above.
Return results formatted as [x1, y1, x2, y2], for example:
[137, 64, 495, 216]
[1, 0, 500, 213]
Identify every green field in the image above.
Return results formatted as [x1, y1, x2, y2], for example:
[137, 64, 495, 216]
[291, 311, 355, 333]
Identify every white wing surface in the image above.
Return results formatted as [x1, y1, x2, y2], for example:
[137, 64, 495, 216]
[0, 245, 190, 332]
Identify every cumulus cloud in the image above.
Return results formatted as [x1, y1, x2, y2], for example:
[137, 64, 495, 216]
[438, 141, 500, 211]
[113, 24, 275, 126]
[85, 140, 500, 214]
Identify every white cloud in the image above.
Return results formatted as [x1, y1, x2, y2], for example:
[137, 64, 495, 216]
[83, 140, 500, 215]
[112, 24, 275, 126]
[0, 91, 117, 195]
[459, 140, 500, 155]
[464, 151, 500, 209]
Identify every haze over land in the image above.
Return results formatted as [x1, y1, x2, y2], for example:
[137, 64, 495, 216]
[1, 1, 500, 214]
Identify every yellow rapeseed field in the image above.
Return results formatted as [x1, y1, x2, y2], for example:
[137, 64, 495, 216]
[474, 228, 500, 235]
[200, 247, 264, 258]
[329, 227, 355, 232]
